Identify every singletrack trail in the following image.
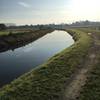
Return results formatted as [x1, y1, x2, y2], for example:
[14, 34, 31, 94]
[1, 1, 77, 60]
[63, 32, 100, 100]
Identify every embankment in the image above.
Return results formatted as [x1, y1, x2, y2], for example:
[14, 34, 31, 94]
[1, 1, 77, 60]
[0, 29, 54, 52]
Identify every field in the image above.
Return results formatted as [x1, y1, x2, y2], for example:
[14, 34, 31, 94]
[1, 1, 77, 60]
[0, 29, 92, 100]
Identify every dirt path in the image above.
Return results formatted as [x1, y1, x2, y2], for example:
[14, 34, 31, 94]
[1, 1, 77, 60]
[63, 33, 100, 100]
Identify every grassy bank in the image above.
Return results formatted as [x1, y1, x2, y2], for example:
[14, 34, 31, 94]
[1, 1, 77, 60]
[0, 29, 92, 100]
[0, 29, 53, 52]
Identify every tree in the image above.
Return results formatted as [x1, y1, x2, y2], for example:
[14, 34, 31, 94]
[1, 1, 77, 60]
[0, 24, 6, 30]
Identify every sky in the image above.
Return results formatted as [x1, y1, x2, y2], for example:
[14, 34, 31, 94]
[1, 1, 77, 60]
[0, 0, 100, 25]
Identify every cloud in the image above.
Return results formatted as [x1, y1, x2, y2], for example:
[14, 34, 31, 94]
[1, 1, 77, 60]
[18, 2, 30, 8]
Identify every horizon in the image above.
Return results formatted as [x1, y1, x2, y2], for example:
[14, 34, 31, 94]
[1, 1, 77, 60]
[0, 0, 100, 25]
[2, 20, 100, 26]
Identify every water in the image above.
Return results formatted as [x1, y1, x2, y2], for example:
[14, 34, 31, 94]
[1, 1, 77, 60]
[0, 30, 74, 87]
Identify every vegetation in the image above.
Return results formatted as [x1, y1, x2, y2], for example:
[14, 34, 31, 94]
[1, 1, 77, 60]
[78, 27, 100, 33]
[76, 29, 100, 100]
[79, 55, 100, 100]
[0, 29, 92, 100]
[0, 24, 7, 31]
[0, 29, 38, 36]
[0, 29, 53, 52]
[0, 31, 9, 36]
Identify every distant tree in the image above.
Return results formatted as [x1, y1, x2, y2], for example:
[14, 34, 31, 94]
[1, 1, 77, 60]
[39, 25, 45, 30]
[0, 24, 6, 30]
[84, 20, 90, 25]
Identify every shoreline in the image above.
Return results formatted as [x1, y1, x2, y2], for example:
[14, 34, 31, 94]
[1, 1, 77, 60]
[0, 29, 54, 52]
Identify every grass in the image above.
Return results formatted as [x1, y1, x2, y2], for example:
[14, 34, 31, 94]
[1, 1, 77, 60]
[0, 29, 35, 36]
[76, 29, 100, 100]
[0, 31, 9, 36]
[79, 55, 100, 100]
[0, 29, 92, 100]
[78, 27, 100, 35]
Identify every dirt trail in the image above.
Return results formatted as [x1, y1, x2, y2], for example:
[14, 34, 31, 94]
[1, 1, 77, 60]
[63, 33, 100, 100]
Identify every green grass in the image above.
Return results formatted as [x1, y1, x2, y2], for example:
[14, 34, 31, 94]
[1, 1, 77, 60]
[76, 29, 100, 100]
[0, 29, 92, 100]
[0, 31, 9, 36]
[0, 29, 35, 36]
[0, 30, 26, 36]
[79, 56, 100, 100]
[78, 27, 100, 34]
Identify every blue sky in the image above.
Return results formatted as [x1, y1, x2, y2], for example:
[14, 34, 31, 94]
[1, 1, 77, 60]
[0, 0, 100, 25]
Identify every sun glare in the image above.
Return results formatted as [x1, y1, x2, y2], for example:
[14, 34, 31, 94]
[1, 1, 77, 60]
[67, 0, 100, 21]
